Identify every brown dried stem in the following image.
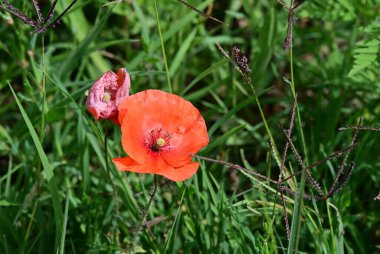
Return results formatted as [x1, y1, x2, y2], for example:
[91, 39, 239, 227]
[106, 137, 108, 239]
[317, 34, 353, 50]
[176, 0, 225, 25]
[191, 154, 278, 184]
[1, 1, 38, 26]
[339, 125, 380, 131]
[0, 0, 78, 34]
[326, 118, 361, 197]
[31, 0, 42, 22]
[275, 0, 305, 49]
[216, 43, 252, 84]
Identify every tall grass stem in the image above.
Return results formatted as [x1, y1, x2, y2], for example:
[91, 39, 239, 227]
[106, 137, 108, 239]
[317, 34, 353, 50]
[154, 0, 172, 93]
[287, 4, 308, 251]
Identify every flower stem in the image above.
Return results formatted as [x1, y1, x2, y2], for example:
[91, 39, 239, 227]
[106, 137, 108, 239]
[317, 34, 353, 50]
[132, 175, 158, 250]
[140, 175, 158, 228]
[103, 124, 120, 244]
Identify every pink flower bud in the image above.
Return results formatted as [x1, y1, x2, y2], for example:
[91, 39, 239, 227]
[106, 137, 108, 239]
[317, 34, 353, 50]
[86, 68, 131, 125]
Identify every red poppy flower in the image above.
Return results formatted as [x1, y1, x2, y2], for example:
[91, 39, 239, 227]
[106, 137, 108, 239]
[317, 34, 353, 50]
[112, 90, 209, 181]
[86, 68, 130, 124]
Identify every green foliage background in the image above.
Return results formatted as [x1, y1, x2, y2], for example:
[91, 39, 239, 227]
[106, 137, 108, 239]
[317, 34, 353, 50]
[0, 0, 379, 253]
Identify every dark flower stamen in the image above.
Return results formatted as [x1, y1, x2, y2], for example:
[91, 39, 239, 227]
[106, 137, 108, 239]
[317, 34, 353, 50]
[145, 128, 171, 154]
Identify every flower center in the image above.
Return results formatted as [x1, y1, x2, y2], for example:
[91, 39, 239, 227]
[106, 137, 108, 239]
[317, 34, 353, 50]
[102, 92, 111, 102]
[145, 128, 171, 154]
[156, 138, 165, 147]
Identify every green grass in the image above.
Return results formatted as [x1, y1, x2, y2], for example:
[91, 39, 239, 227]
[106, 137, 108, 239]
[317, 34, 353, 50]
[0, 0, 379, 253]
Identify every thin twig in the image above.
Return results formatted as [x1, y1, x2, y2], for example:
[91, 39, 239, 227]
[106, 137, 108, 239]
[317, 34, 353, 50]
[284, 10, 294, 49]
[216, 42, 252, 84]
[191, 154, 278, 184]
[0, 2, 38, 26]
[275, 0, 289, 10]
[281, 191, 290, 240]
[281, 144, 357, 183]
[329, 162, 355, 197]
[305, 170, 323, 196]
[280, 185, 321, 201]
[278, 124, 305, 169]
[275, 96, 297, 242]
[216, 42, 230, 59]
[38, 0, 78, 33]
[327, 118, 362, 196]
[275, 0, 305, 50]
[42, 0, 59, 25]
[131, 175, 159, 250]
[31, 0, 42, 22]
[176, 0, 225, 25]
[1, 0, 78, 33]
[139, 176, 158, 227]
[278, 124, 336, 196]
[339, 126, 380, 131]
[104, 126, 119, 213]
[278, 96, 297, 183]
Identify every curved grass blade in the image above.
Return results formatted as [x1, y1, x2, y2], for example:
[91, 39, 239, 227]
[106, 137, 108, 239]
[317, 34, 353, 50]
[9, 83, 53, 181]
[163, 186, 187, 253]
[181, 59, 228, 96]
[208, 96, 256, 137]
[9, 83, 63, 251]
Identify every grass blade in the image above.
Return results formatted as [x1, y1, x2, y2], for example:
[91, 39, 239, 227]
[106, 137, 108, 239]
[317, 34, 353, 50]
[9, 83, 63, 251]
[9, 83, 54, 181]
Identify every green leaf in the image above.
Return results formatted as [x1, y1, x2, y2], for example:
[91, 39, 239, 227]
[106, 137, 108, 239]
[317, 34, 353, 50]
[0, 200, 17, 206]
[184, 215, 196, 236]
[169, 29, 198, 77]
[181, 59, 228, 96]
[348, 39, 379, 77]
[9, 83, 54, 181]
[208, 96, 256, 137]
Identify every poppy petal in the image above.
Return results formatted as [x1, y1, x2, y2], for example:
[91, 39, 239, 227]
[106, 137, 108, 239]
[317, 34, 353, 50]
[86, 69, 130, 124]
[112, 157, 151, 173]
[115, 68, 131, 106]
[162, 116, 209, 167]
[157, 162, 200, 182]
[117, 89, 147, 125]
[113, 156, 175, 177]
[87, 106, 101, 123]
[116, 90, 208, 181]
[119, 112, 149, 164]
[119, 90, 187, 132]
[117, 91, 174, 164]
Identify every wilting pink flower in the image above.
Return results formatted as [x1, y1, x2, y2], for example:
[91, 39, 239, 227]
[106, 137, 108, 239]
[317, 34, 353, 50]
[86, 68, 130, 124]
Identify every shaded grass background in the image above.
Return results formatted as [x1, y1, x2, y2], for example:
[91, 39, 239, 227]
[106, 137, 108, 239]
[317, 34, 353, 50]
[0, 0, 379, 253]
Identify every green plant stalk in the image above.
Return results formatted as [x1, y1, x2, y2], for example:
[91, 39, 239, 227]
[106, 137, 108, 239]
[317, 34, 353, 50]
[24, 200, 39, 241]
[327, 200, 336, 253]
[38, 35, 47, 195]
[289, 38, 308, 165]
[140, 176, 158, 227]
[40, 35, 46, 141]
[154, 0, 172, 93]
[5, 154, 12, 198]
[249, 72, 285, 250]
[287, 20, 309, 254]
[59, 189, 70, 254]
[103, 124, 120, 245]
[249, 87, 280, 166]
[164, 185, 187, 253]
[132, 175, 158, 251]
